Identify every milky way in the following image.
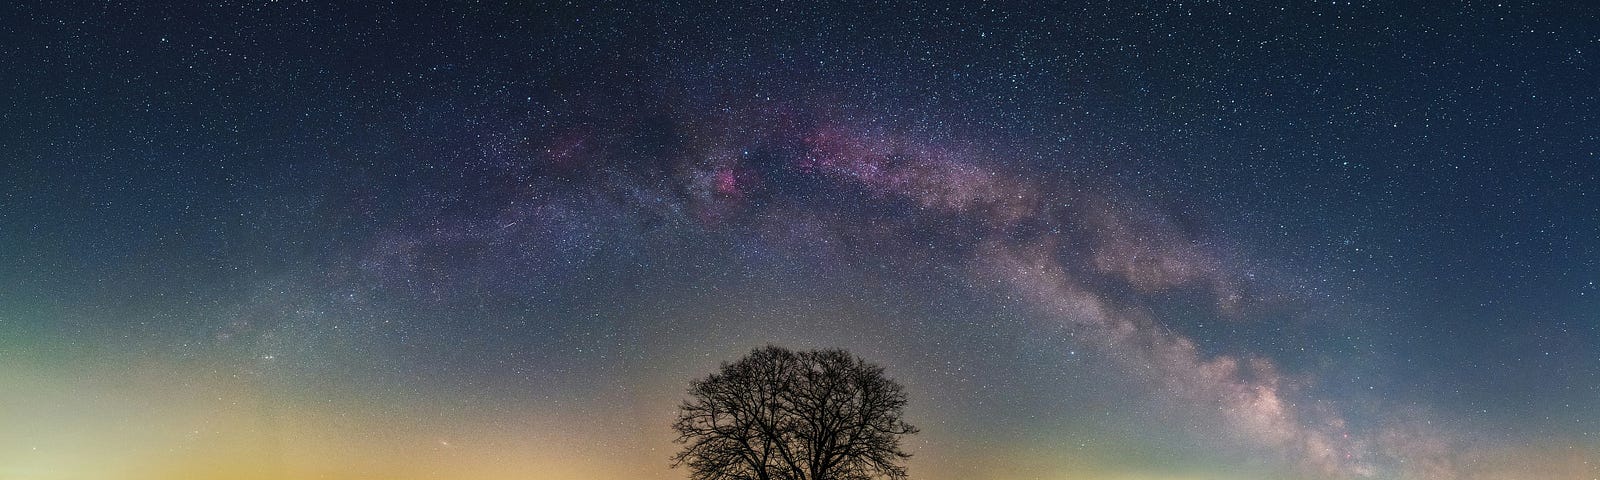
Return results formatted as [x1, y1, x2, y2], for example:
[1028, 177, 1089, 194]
[448, 103, 1409, 477]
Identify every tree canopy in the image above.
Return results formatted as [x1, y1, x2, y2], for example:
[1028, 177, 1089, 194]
[671, 345, 918, 480]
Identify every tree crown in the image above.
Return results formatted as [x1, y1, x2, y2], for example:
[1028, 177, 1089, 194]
[671, 345, 918, 480]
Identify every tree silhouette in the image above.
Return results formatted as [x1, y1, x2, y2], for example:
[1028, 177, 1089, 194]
[671, 345, 919, 480]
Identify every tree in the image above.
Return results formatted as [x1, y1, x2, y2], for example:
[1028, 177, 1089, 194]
[671, 345, 919, 480]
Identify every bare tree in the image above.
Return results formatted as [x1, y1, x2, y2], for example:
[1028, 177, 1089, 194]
[671, 345, 919, 480]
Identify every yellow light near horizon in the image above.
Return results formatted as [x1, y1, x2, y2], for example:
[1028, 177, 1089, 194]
[0, 349, 686, 480]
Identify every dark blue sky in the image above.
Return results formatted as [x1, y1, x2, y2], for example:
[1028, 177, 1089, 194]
[2, 1, 1597, 479]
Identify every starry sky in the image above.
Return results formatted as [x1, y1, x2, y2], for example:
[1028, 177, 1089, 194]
[2, 1, 1598, 479]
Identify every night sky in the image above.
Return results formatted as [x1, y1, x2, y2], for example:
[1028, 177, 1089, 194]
[3, 1, 1598, 479]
